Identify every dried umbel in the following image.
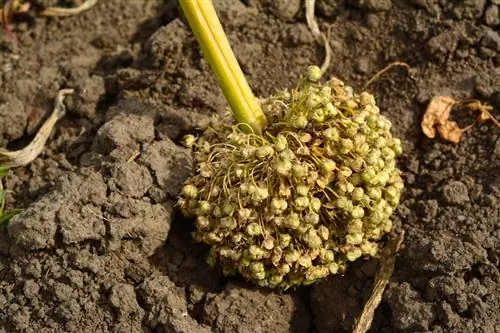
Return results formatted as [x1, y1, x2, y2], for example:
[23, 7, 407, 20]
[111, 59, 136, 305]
[179, 66, 404, 289]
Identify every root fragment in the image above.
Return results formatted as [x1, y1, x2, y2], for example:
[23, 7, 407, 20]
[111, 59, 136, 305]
[421, 96, 499, 144]
[353, 231, 404, 333]
[305, 0, 331, 75]
[0, 89, 74, 168]
[41, 0, 97, 17]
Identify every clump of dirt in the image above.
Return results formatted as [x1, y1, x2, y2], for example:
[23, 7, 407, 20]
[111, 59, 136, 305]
[0, 0, 499, 332]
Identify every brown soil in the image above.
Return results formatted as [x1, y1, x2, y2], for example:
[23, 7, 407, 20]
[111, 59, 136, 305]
[1, 0, 499, 332]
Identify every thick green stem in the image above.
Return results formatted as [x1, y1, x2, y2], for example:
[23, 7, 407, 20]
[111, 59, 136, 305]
[179, 0, 267, 134]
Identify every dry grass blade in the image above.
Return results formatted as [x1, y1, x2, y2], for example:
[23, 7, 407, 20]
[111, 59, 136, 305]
[41, 0, 97, 17]
[0, 89, 73, 168]
[305, 0, 331, 74]
[353, 231, 405, 333]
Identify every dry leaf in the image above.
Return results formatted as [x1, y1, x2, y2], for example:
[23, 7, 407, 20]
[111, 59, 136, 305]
[421, 96, 499, 144]
[421, 96, 460, 142]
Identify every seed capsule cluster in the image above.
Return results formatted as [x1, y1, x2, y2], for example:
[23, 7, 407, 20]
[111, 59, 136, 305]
[179, 66, 403, 289]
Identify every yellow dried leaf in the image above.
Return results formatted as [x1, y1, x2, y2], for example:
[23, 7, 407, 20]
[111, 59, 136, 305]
[421, 96, 457, 140]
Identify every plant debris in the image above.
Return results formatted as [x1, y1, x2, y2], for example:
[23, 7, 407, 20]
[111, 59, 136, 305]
[179, 66, 404, 289]
[40, 0, 97, 17]
[421, 96, 499, 144]
[0, 88, 73, 167]
[0, 165, 21, 229]
[353, 231, 404, 333]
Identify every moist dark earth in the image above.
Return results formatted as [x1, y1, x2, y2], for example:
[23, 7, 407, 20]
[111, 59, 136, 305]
[0, 0, 499, 332]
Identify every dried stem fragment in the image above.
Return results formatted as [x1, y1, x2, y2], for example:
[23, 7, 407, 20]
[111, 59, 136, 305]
[353, 231, 405, 333]
[305, 0, 331, 75]
[40, 0, 97, 17]
[0, 89, 73, 167]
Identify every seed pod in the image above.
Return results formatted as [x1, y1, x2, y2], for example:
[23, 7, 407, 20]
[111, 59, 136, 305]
[320, 158, 336, 174]
[310, 197, 322, 212]
[275, 159, 292, 176]
[305, 212, 320, 225]
[256, 145, 274, 159]
[292, 115, 309, 129]
[292, 164, 309, 179]
[324, 102, 339, 117]
[183, 184, 198, 198]
[183, 134, 197, 148]
[351, 206, 365, 219]
[246, 222, 262, 236]
[279, 234, 292, 248]
[287, 212, 301, 229]
[323, 127, 340, 141]
[285, 249, 300, 264]
[196, 216, 210, 229]
[346, 247, 362, 261]
[274, 134, 288, 152]
[294, 196, 310, 211]
[307, 65, 322, 81]
[340, 138, 354, 154]
[346, 233, 363, 245]
[220, 216, 236, 229]
[296, 184, 309, 196]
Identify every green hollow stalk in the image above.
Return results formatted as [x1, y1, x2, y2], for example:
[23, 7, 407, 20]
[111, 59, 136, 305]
[179, 0, 267, 134]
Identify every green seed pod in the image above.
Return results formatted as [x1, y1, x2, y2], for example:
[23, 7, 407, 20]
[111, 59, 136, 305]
[323, 127, 340, 141]
[240, 146, 256, 159]
[346, 233, 363, 245]
[253, 270, 266, 280]
[292, 115, 309, 129]
[183, 134, 197, 148]
[247, 245, 266, 260]
[182, 184, 198, 198]
[256, 145, 274, 159]
[310, 197, 322, 212]
[196, 216, 210, 229]
[304, 228, 322, 248]
[296, 184, 309, 196]
[269, 274, 284, 286]
[250, 261, 265, 274]
[351, 206, 365, 219]
[292, 164, 309, 179]
[285, 249, 300, 264]
[287, 212, 301, 229]
[361, 166, 377, 183]
[324, 102, 339, 117]
[305, 212, 320, 225]
[392, 138, 403, 155]
[307, 65, 322, 81]
[340, 138, 354, 154]
[381, 147, 396, 161]
[320, 159, 337, 174]
[220, 216, 236, 229]
[222, 202, 235, 216]
[298, 254, 313, 267]
[279, 234, 292, 248]
[271, 197, 288, 215]
[328, 262, 339, 274]
[246, 222, 262, 236]
[274, 134, 288, 152]
[367, 187, 382, 200]
[198, 201, 211, 215]
[347, 219, 363, 234]
[351, 187, 364, 202]
[318, 225, 329, 240]
[346, 247, 362, 261]
[310, 108, 325, 123]
[294, 196, 310, 211]
[275, 159, 292, 176]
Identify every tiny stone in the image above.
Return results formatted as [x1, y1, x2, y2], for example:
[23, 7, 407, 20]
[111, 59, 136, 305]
[442, 181, 469, 205]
